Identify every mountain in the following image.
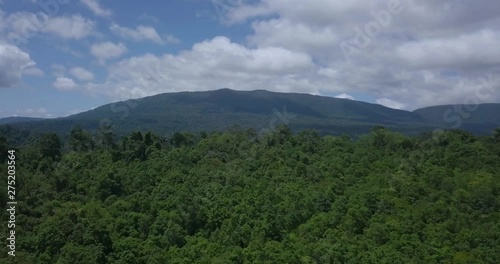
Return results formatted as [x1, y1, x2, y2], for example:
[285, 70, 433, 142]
[413, 103, 500, 135]
[0, 89, 431, 138]
[0, 117, 45, 125]
[1, 89, 498, 139]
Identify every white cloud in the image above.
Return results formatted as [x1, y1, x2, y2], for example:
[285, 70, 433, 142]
[53, 77, 77, 91]
[90, 42, 127, 63]
[376, 98, 406, 110]
[317, 68, 339, 78]
[82, 36, 320, 99]
[396, 30, 500, 69]
[22, 66, 44, 77]
[43, 14, 95, 39]
[69, 67, 94, 81]
[225, 0, 375, 25]
[214, 0, 500, 109]
[335, 93, 355, 100]
[2, 12, 95, 41]
[81, 0, 112, 18]
[0, 9, 5, 33]
[249, 19, 339, 56]
[8, 0, 497, 111]
[110, 24, 179, 44]
[0, 42, 34, 88]
[163, 34, 181, 44]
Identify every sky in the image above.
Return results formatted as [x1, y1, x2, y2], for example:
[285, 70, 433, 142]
[0, 0, 499, 118]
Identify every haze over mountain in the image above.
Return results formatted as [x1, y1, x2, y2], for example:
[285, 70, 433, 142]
[1, 89, 499, 140]
[414, 104, 500, 134]
[0, 117, 45, 125]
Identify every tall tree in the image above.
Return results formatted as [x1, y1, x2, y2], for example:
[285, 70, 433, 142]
[494, 128, 500, 143]
[70, 126, 95, 152]
[37, 133, 62, 160]
[0, 136, 7, 163]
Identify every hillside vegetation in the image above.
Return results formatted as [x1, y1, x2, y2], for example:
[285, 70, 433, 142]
[414, 104, 500, 134]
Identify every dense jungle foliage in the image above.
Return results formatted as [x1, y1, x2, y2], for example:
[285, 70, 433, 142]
[1, 126, 499, 263]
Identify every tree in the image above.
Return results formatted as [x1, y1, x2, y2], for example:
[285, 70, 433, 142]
[144, 132, 154, 146]
[129, 131, 143, 141]
[5, 128, 500, 263]
[97, 128, 116, 149]
[372, 126, 389, 148]
[494, 128, 500, 143]
[170, 132, 186, 148]
[38, 133, 62, 160]
[0, 136, 7, 163]
[70, 126, 95, 152]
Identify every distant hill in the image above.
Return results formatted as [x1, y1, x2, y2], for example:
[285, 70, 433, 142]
[413, 103, 500, 135]
[1, 89, 498, 139]
[0, 117, 45, 125]
[0, 89, 432, 138]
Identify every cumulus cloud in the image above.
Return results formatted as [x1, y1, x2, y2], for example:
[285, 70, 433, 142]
[90, 42, 127, 63]
[81, 0, 112, 18]
[0, 42, 35, 88]
[2, 12, 95, 42]
[1, 12, 95, 42]
[82, 36, 321, 99]
[22, 66, 44, 77]
[217, 0, 500, 109]
[53, 77, 77, 91]
[248, 19, 339, 58]
[69, 67, 94, 81]
[110, 24, 179, 44]
[43, 14, 95, 39]
[396, 30, 500, 69]
[0, 9, 5, 32]
[9, 0, 498, 111]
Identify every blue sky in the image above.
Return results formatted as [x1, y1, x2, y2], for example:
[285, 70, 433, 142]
[0, 0, 255, 117]
[1, 0, 499, 118]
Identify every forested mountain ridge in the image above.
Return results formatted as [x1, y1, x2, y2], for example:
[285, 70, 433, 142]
[414, 103, 500, 134]
[0, 89, 470, 137]
[2, 89, 499, 144]
[0, 117, 45, 125]
[0, 126, 499, 262]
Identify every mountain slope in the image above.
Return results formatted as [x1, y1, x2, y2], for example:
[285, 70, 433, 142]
[1, 89, 434, 138]
[413, 103, 500, 134]
[0, 117, 45, 125]
[2, 89, 498, 138]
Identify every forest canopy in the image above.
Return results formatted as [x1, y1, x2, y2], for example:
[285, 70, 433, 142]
[0, 126, 499, 263]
